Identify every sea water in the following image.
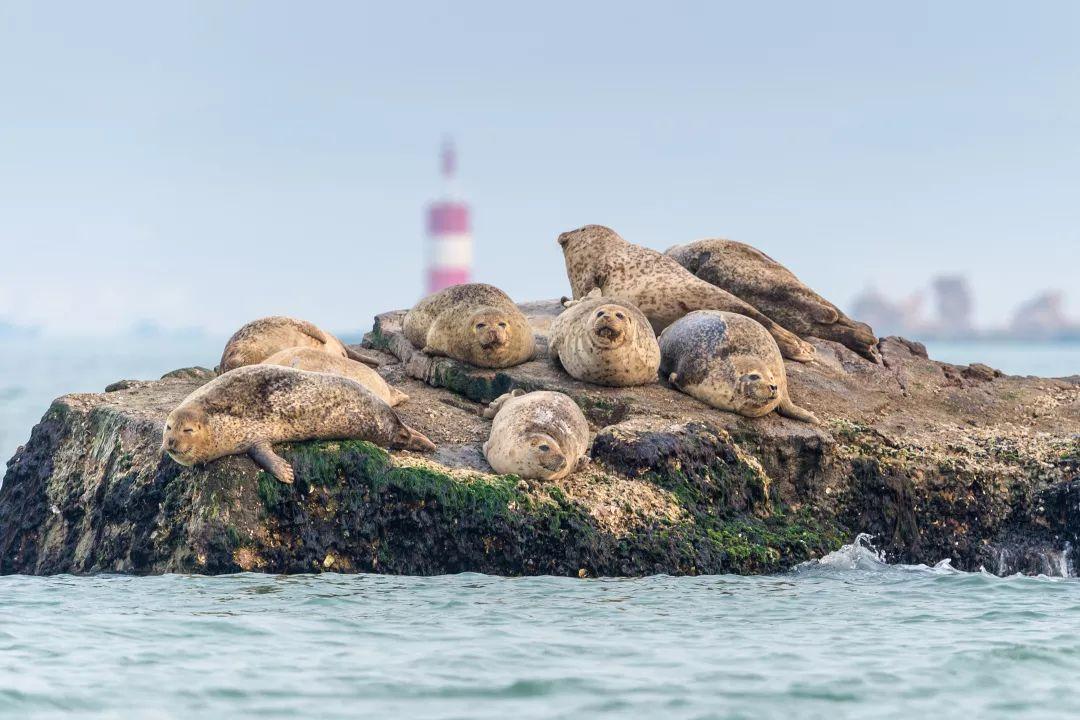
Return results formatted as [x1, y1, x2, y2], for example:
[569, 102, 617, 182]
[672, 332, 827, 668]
[2, 541, 1080, 719]
[1, 340, 1079, 718]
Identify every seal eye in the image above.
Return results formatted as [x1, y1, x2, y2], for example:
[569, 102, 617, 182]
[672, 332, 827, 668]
[183, 428, 194, 434]
[615, 312, 625, 320]
[476, 323, 486, 329]
[748, 374, 761, 381]
[498, 322, 507, 328]
[596, 310, 605, 318]
[538, 444, 550, 452]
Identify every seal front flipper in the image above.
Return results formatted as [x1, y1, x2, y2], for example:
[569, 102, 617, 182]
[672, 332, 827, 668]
[483, 389, 526, 419]
[777, 397, 819, 425]
[249, 441, 295, 484]
[344, 346, 385, 367]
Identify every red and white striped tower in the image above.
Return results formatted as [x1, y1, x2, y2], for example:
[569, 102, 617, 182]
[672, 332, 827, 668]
[425, 139, 472, 294]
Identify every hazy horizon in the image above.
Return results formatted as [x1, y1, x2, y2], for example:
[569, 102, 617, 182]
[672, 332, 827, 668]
[2, 1, 1077, 336]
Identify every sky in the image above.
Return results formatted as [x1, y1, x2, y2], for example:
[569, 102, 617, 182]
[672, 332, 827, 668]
[0, 1, 1077, 336]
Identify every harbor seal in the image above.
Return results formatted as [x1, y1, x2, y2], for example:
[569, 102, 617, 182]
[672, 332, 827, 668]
[482, 389, 591, 481]
[557, 225, 815, 362]
[549, 289, 660, 386]
[665, 238, 880, 362]
[218, 316, 384, 373]
[658, 310, 818, 424]
[161, 365, 435, 484]
[403, 283, 535, 368]
[260, 347, 409, 407]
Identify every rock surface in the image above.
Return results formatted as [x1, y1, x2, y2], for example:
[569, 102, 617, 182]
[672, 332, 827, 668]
[1, 300, 1078, 576]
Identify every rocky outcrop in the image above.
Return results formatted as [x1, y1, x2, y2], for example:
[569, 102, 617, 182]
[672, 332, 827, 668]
[1, 300, 1078, 576]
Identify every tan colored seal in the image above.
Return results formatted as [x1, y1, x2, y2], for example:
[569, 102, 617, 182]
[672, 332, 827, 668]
[161, 365, 435, 484]
[218, 316, 383, 373]
[549, 289, 660, 386]
[403, 283, 535, 368]
[260, 347, 409, 407]
[666, 238, 879, 362]
[557, 225, 815, 362]
[482, 389, 591, 481]
[658, 310, 818, 424]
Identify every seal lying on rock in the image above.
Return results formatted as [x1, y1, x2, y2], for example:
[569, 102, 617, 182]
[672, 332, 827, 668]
[260, 347, 409, 407]
[658, 310, 818, 424]
[665, 238, 880, 362]
[161, 365, 435, 484]
[482, 389, 591, 481]
[218, 316, 383, 373]
[557, 225, 815, 362]
[403, 283, 535, 368]
[549, 289, 660, 387]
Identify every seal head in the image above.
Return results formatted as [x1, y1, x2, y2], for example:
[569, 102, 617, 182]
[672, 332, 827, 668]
[589, 304, 630, 348]
[162, 405, 212, 466]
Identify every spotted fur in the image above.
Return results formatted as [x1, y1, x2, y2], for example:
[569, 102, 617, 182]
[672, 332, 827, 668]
[549, 292, 660, 386]
[557, 225, 815, 362]
[403, 283, 535, 369]
[482, 389, 591, 481]
[658, 310, 818, 423]
[161, 365, 434, 484]
[666, 238, 879, 362]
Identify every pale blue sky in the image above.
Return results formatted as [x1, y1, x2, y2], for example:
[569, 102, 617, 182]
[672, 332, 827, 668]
[1, 1, 1077, 334]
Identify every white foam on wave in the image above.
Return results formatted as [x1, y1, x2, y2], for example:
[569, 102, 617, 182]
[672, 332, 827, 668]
[793, 533, 1077, 581]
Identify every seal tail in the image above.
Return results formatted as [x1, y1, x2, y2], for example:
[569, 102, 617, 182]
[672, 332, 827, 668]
[345, 346, 385, 367]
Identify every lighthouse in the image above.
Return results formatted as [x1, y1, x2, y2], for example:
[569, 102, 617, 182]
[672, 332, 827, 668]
[425, 139, 472, 294]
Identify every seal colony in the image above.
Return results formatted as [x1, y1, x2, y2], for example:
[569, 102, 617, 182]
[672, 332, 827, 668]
[160, 223, 879, 484]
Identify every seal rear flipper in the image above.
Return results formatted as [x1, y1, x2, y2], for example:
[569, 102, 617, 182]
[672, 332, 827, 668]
[388, 387, 410, 406]
[776, 397, 819, 425]
[248, 442, 295, 484]
[345, 346, 385, 367]
[766, 323, 815, 363]
[395, 425, 436, 452]
[294, 319, 332, 345]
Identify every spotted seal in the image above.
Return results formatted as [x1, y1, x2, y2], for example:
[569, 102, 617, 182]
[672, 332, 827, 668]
[161, 365, 435, 484]
[549, 289, 660, 386]
[482, 389, 591, 481]
[557, 225, 815, 362]
[666, 238, 879, 362]
[218, 316, 383, 373]
[658, 310, 818, 423]
[260, 347, 409, 407]
[403, 283, 535, 368]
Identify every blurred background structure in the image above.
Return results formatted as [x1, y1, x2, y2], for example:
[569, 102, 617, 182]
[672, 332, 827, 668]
[425, 139, 472, 294]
